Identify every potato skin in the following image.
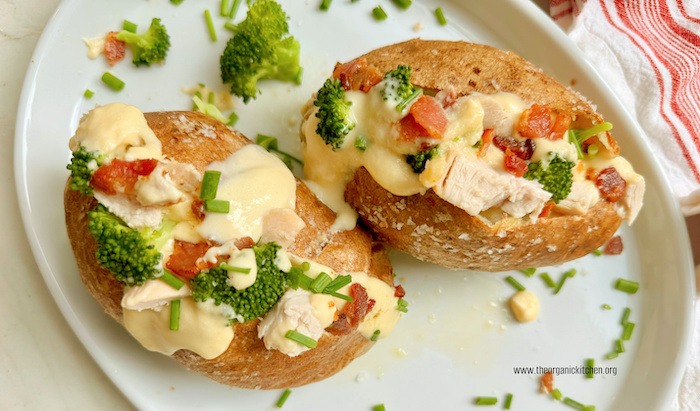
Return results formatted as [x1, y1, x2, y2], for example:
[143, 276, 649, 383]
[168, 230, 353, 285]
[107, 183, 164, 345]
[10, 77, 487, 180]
[342, 39, 622, 271]
[64, 111, 394, 389]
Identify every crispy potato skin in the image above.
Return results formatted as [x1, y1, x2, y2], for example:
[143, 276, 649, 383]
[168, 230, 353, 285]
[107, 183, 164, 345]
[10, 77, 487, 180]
[342, 39, 622, 271]
[64, 111, 394, 389]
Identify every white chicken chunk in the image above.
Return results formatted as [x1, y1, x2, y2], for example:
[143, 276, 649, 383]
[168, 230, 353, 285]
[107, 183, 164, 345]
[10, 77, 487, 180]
[259, 208, 306, 248]
[121, 279, 192, 311]
[554, 181, 600, 216]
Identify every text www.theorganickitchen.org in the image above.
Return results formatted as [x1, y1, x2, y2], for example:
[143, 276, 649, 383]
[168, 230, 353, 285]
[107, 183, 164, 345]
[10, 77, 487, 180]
[513, 365, 618, 377]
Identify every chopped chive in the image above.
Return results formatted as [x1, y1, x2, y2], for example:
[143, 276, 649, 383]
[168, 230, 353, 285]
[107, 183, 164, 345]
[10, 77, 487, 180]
[372, 405, 386, 411]
[585, 358, 594, 379]
[601, 304, 612, 310]
[539, 272, 556, 288]
[285, 330, 317, 348]
[310, 272, 333, 293]
[227, 111, 239, 126]
[83, 89, 95, 99]
[160, 270, 185, 290]
[204, 9, 217, 42]
[327, 291, 353, 302]
[200, 170, 222, 200]
[574, 122, 613, 142]
[520, 267, 537, 277]
[370, 329, 381, 341]
[621, 322, 635, 341]
[324, 274, 352, 293]
[319, 0, 332, 11]
[276, 388, 292, 408]
[224, 21, 237, 32]
[396, 88, 423, 112]
[372, 6, 388, 21]
[620, 307, 631, 325]
[474, 397, 498, 406]
[229, 0, 243, 19]
[562, 397, 586, 410]
[615, 338, 625, 353]
[569, 129, 584, 160]
[256, 133, 278, 150]
[208, 91, 216, 104]
[391, 0, 412, 9]
[503, 393, 513, 409]
[287, 267, 313, 290]
[396, 298, 409, 313]
[434, 7, 447, 25]
[587, 144, 599, 156]
[564, 268, 577, 278]
[170, 0, 184, 4]
[220, 0, 230, 16]
[204, 199, 230, 213]
[592, 249, 603, 256]
[615, 278, 639, 294]
[355, 135, 368, 151]
[551, 388, 563, 400]
[219, 263, 251, 274]
[122, 19, 138, 33]
[605, 351, 619, 360]
[101, 72, 125, 91]
[301, 261, 311, 271]
[505, 276, 526, 291]
[169, 299, 181, 331]
[553, 270, 576, 295]
[583, 406, 596, 411]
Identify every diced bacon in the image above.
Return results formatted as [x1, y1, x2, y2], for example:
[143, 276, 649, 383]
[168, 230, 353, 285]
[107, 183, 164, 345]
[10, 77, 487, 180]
[603, 235, 624, 255]
[550, 112, 571, 140]
[596, 167, 626, 202]
[165, 241, 212, 280]
[504, 148, 528, 177]
[90, 158, 158, 196]
[394, 284, 406, 298]
[332, 58, 383, 92]
[539, 201, 555, 218]
[191, 199, 206, 221]
[235, 236, 255, 250]
[104, 31, 126, 66]
[540, 372, 554, 394]
[517, 104, 570, 140]
[585, 167, 599, 182]
[326, 313, 353, 336]
[477, 129, 495, 158]
[408, 95, 447, 139]
[398, 114, 429, 141]
[492, 135, 535, 160]
[326, 283, 371, 335]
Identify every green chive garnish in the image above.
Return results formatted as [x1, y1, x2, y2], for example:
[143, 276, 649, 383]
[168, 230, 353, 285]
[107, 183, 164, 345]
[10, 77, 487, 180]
[122, 19, 137, 33]
[204, 199, 230, 213]
[200, 170, 222, 200]
[396, 88, 423, 112]
[505, 276, 525, 292]
[620, 307, 631, 325]
[539, 272, 556, 288]
[276, 388, 292, 408]
[474, 396, 498, 406]
[585, 358, 594, 379]
[170, 0, 184, 5]
[553, 269, 576, 295]
[229, 0, 243, 18]
[355, 135, 368, 151]
[621, 322, 635, 341]
[160, 270, 185, 290]
[220, 0, 230, 16]
[169, 299, 181, 331]
[605, 351, 619, 360]
[224, 21, 237, 32]
[83, 89, 95, 99]
[574, 122, 613, 142]
[520, 267, 537, 277]
[563, 397, 586, 410]
[285, 330, 317, 348]
[219, 263, 251, 274]
[287, 267, 313, 290]
[396, 298, 409, 313]
[301, 261, 311, 271]
[310, 272, 333, 294]
[592, 249, 603, 256]
[319, 0, 332, 11]
[370, 330, 381, 341]
[324, 274, 352, 293]
[228, 111, 239, 126]
[551, 388, 563, 400]
[503, 393, 513, 409]
[615, 338, 625, 353]
[255, 134, 304, 167]
[204, 9, 217, 42]
[327, 291, 354, 302]
[372, 405, 386, 411]
[615, 278, 639, 294]
[101, 72, 125, 91]
[569, 129, 584, 160]
[391, 0, 412, 9]
[434, 7, 447, 25]
[588, 144, 599, 156]
[601, 304, 612, 310]
[372, 6, 388, 21]
[583, 406, 596, 411]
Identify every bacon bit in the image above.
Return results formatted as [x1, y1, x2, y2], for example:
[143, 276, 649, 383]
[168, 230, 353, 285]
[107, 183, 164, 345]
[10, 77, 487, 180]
[539, 201, 555, 218]
[504, 148, 528, 177]
[398, 114, 429, 141]
[104, 31, 126, 66]
[394, 284, 406, 298]
[549, 111, 571, 140]
[518, 104, 553, 139]
[332, 58, 383, 92]
[234, 236, 255, 250]
[165, 241, 212, 280]
[326, 313, 353, 335]
[540, 371, 554, 394]
[596, 167, 627, 202]
[326, 283, 371, 335]
[477, 128, 495, 158]
[367, 298, 376, 313]
[191, 198, 206, 221]
[408, 95, 447, 139]
[492, 135, 535, 160]
[90, 158, 158, 195]
[585, 167, 599, 182]
[603, 235, 624, 255]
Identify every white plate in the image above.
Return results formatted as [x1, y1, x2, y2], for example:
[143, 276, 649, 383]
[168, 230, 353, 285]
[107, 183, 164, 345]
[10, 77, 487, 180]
[15, 0, 695, 410]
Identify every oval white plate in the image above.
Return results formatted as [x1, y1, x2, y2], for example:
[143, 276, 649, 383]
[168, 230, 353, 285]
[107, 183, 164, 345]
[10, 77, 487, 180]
[15, 0, 694, 410]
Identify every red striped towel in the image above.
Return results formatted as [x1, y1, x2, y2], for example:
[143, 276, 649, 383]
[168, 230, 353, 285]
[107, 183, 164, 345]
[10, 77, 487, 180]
[550, 1, 699, 409]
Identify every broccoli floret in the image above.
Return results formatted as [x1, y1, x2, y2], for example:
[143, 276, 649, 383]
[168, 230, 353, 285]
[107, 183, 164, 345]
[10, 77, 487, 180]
[190, 242, 287, 323]
[219, 0, 302, 102]
[117, 18, 171, 67]
[381, 65, 416, 102]
[67, 146, 102, 196]
[523, 154, 575, 203]
[406, 145, 439, 173]
[313, 78, 355, 150]
[87, 205, 173, 286]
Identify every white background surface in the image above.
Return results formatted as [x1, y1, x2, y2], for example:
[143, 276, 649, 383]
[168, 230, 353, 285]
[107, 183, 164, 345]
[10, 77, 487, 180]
[2, 0, 694, 410]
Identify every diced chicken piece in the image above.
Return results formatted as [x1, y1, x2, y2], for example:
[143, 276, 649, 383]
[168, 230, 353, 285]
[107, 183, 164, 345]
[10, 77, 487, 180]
[121, 279, 192, 311]
[93, 190, 162, 229]
[135, 161, 200, 207]
[554, 181, 600, 216]
[467, 93, 528, 138]
[434, 155, 551, 220]
[259, 208, 306, 248]
[622, 177, 645, 224]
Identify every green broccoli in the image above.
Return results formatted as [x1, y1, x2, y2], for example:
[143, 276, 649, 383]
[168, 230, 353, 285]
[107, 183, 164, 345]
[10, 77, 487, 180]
[382, 65, 421, 111]
[313, 78, 355, 150]
[67, 146, 103, 196]
[87, 205, 174, 286]
[220, 0, 302, 102]
[523, 154, 575, 203]
[406, 145, 439, 173]
[190, 242, 287, 323]
[117, 18, 171, 67]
